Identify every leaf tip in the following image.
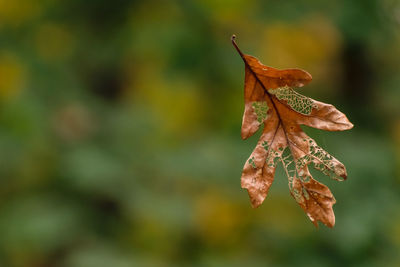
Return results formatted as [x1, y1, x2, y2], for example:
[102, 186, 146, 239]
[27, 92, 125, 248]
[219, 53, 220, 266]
[240, 123, 255, 139]
[242, 186, 265, 208]
[241, 131, 249, 140]
[250, 197, 263, 208]
[324, 216, 336, 228]
[307, 212, 335, 228]
[307, 213, 319, 228]
[325, 218, 335, 228]
[341, 115, 354, 130]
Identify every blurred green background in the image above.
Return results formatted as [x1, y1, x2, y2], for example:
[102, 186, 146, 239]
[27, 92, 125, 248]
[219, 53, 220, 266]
[0, 0, 400, 266]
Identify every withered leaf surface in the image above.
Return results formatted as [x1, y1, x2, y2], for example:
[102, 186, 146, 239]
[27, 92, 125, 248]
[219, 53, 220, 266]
[232, 35, 353, 228]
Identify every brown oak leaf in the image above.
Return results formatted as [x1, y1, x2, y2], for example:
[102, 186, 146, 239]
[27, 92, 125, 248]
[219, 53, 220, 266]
[232, 35, 353, 228]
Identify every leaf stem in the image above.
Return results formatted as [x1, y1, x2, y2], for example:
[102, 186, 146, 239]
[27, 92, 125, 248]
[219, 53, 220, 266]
[231, 35, 246, 60]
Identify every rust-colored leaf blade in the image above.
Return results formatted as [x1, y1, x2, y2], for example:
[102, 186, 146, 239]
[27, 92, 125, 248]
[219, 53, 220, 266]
[241, 66, 266, 139]
[233, 35, 353, 228]
[241, 115, 286, 207]
[244, 54, 313, 89]
[290, 175, 336, 228]
[291, 100, 354, 131]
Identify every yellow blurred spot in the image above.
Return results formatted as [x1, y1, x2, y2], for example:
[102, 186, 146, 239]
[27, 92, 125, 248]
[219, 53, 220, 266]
[387, 212, 400, 247]
[392, 120, 400, 181]
[152, 80, 204, 134]
[129, 215, 180, 257]
[197, 0, 255, 23]
[0, 52, 26, 100]
[35, 23, 75, 61]
[0, 0, 42, 27]
[193, 191, 244, 244]
[129, 63, 205, 135]
[261, 16, 342, 86]
[257, 194, 312, 235]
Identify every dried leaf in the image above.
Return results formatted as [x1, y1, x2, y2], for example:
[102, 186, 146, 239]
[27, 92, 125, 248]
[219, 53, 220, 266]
[232, 35, 353, 228]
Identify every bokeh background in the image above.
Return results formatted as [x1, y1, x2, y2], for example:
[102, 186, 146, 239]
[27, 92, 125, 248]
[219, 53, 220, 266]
[0, 0, 400, 266]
